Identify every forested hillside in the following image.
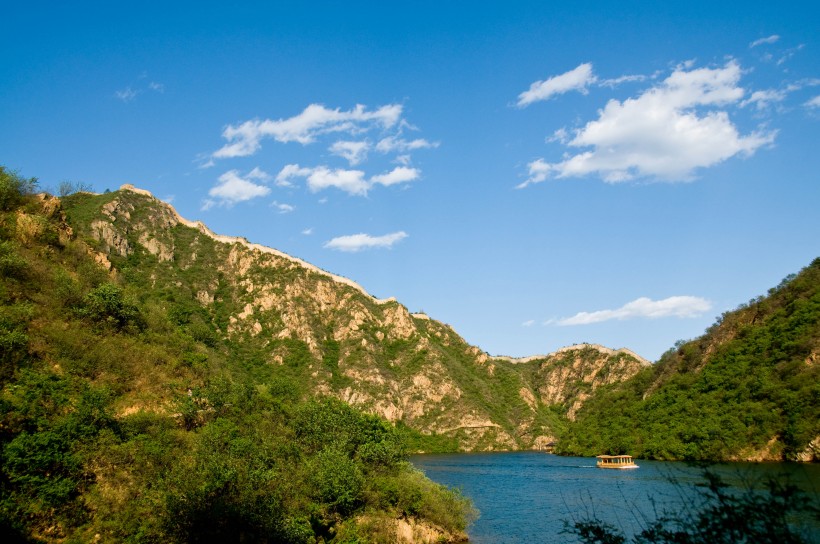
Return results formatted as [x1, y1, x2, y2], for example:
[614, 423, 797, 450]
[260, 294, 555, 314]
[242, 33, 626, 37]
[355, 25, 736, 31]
[55, 183, 647, 453]
[558, 258, 820, 461]
[0, 168, 473, 543]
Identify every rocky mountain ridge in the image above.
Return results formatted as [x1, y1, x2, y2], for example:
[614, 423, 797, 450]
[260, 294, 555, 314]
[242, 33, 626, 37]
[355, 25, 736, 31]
[63, 185, 649, 450]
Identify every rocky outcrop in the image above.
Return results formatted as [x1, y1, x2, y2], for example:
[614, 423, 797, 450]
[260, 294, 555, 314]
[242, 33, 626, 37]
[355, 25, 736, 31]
[68, 186, 650, 451]
[533, 344, 650, 420]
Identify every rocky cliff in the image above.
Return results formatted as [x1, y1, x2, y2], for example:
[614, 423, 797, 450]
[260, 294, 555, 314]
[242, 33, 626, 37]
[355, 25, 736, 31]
[62, 186, 649, 450]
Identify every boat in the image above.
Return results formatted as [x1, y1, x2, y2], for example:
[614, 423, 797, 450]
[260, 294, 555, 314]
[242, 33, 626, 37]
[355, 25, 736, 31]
[596, 454, 638, 469]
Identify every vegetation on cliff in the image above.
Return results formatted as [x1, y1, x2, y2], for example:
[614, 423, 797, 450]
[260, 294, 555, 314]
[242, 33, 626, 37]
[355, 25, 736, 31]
[52, 183, 647, 453]
[0, 167, 473, 542]
[558, 258, 820, 461]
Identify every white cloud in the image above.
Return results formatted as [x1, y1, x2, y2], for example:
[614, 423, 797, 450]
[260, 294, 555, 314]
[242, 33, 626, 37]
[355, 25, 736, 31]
[271, 201, 295, 214]
[275, 164, 312, 187]
[116, 78, 165, 102]
[301, 228, 314, 235]
[324, 231, 408, 252]
[750, 35, 780, 48]
[329, 140, 370, 165]
[517, 63, 596, 107]
[776, 44, 805, 66]
[517, 159, 551, 189]
[371, 166, 420, 187]
[521, 319, 535, 327]
[805, 95, 820, 108]
[306, 167, 369, 195]
[520, 61, 776, 186]
[275, 164, 419, 195]
[203, 169, 271, 209]
[376, 136, 438, 153]
[213, 103, 403, 159]
[556, 296, 712, 325]
[740, 89, 787, 110]
[115, 87, 139, 102]
[247, 166, 272, 181]
[599, 74, 649, 88]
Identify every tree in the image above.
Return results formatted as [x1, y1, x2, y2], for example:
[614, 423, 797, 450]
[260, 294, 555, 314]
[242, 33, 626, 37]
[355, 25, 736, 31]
[0, 167, 37, 211]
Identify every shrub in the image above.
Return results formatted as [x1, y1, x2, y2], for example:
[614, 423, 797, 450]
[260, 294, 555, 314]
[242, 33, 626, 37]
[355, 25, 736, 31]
[0, 167, 37, 211]
[308, 446, 365, 515]
[79, 283, 143, 331]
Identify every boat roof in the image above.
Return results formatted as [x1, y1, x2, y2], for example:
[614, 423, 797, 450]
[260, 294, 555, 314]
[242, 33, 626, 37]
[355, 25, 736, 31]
[596, 454, 633, 459]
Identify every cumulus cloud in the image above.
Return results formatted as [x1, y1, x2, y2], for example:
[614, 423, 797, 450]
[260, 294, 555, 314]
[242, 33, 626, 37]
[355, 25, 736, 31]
[750, 35, 780, 48]
[324, 231, 408, 252]
[275, 164, 419, 195]
[371, 166, 420, 187]
[519, 61, 776, 187]
[517, 63, 596, 107]
[555, 296, 712, 326]
[275, 164, 312, 187]
[213, 103, 403, 159]
[246, 166, 272, 181]
[329, 140, 370, 165]
[305, 167, 369, 195]
[202, 169, 271, 209]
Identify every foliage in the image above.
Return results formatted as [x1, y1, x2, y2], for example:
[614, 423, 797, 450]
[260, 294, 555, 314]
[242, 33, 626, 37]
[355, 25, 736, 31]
[0, 170, 473, 542]
[559, 259, 820, 461]
[568, 470, 819, 544]
[0, 167, 37, 211]
[78, 282, 144, 331]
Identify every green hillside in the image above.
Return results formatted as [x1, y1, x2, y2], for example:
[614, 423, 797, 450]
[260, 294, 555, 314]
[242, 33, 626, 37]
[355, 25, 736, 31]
[51, 182, 647, 453]
[6, 161, 813, 541]
[558, 258, 820, 461]
[0, 168, 473, 542]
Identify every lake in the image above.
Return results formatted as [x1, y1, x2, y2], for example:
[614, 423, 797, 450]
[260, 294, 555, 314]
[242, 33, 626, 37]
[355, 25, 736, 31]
[410, 452, 820, 543]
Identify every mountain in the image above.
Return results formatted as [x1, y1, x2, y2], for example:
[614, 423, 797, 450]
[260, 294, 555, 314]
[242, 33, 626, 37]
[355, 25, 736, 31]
[557, 258, 820, 462]
[2, 171, 482, 542]
[60, 185, 648, 452]
[3, 168, 816, 541]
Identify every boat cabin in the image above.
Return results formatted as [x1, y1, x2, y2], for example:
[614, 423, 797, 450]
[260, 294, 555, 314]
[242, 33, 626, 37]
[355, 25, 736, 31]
[596, 454, 638, 469]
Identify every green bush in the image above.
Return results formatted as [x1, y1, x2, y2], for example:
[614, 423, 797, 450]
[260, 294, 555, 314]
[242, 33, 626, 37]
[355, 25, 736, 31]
[0, 241, 28, 279]
[309, 446, 365, 515]
[79, 283, 143, 331]
[0, 167, 37, 211]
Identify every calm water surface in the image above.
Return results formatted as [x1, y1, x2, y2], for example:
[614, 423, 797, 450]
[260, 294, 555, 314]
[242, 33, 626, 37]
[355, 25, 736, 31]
[410, 452, 820, 544]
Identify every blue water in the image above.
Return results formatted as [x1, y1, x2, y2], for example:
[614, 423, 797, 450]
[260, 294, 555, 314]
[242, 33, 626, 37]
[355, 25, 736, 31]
[410, 452, 820, 543]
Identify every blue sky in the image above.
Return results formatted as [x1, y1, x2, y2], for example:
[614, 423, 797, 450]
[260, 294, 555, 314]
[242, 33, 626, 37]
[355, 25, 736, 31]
[3, 1, 819, 361]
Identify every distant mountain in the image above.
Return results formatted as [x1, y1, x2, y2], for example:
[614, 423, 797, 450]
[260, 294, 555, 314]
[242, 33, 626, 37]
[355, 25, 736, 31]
[61, 185, 647, 452]
[558, 258, 820, 461]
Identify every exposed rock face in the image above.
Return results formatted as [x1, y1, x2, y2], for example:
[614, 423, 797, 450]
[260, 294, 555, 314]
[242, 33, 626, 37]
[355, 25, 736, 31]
[533, 345, 650, 420]
[71, 186, 649, 451]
